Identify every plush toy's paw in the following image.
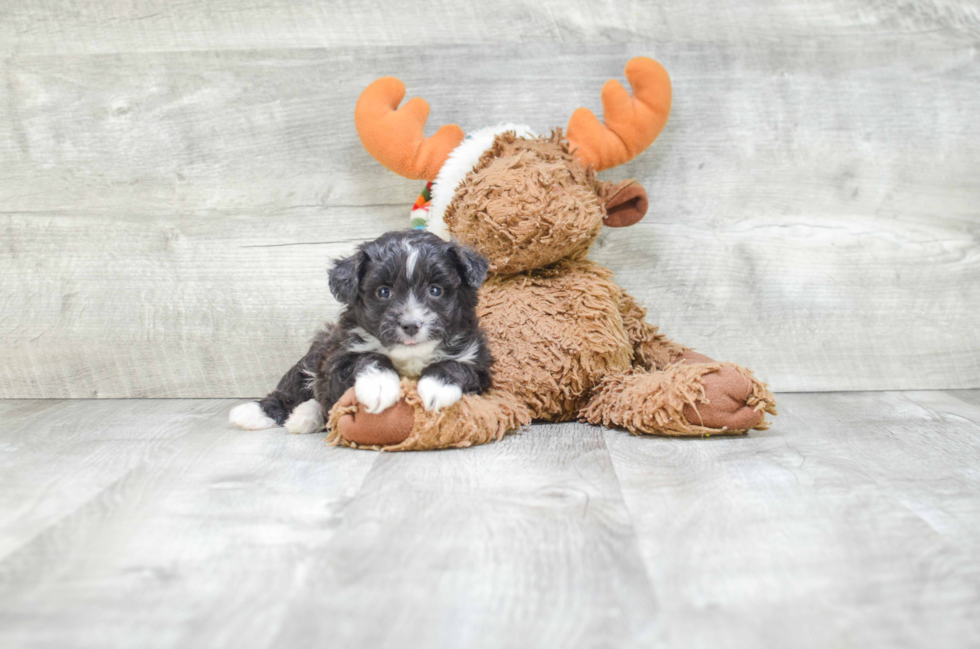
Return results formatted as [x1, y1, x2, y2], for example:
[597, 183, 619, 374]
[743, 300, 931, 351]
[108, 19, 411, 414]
[283, 398, 325, 434]
[583, 355, 776, 436]
[354, 365, 401, 414]
[682, 366, 764, 430]
[676, 351, 775, 431]
[417, 376, 463, 412]
[332, 388, 415, 447]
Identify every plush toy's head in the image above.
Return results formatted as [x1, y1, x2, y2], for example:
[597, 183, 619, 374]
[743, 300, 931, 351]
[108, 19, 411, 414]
[355, 57, 671, 274]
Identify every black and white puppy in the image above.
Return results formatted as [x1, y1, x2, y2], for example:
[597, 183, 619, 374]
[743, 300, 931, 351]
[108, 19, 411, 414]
[229, 230, 493, 434]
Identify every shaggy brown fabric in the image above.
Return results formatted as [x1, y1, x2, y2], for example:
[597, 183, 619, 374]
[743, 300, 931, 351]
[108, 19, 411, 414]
[327, 379, 530, 452]
[446, 131, 606, 274]
[617, 292, 688, 370]
[581, 361, 776, 436]
[477, 259, 634, 420]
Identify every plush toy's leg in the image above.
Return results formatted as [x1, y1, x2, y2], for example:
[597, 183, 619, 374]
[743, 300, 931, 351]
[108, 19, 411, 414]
[326, 379, 531, 451]
[610, 289, 777, 434]
[580, 359, 777, 436]
[617, 290, 689, 370]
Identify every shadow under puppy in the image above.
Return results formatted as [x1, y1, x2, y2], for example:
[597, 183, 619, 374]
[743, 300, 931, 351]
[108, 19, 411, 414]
[230, 230, 493, 434]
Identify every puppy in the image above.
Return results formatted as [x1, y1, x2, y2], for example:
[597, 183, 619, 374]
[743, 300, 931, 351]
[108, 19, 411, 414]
[229, 230, 493, 434]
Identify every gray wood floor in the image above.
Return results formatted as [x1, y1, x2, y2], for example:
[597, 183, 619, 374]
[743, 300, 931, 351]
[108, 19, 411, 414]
[1, 392, 978, 648]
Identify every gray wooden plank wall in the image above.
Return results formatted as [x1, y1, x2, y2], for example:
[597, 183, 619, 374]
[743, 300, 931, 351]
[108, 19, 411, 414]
[1, 1, 978, 397]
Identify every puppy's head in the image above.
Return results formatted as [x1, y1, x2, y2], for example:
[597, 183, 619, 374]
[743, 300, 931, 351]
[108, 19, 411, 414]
[329, 230, 489, 349]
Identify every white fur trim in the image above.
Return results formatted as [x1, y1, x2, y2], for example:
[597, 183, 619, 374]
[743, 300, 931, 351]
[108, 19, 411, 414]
[426, 123, 537, 241]
[229, 402, 278, 430]
[417, 376, 463, 412]
[354, 364, 402, 414]
[284, 398, 325, 435]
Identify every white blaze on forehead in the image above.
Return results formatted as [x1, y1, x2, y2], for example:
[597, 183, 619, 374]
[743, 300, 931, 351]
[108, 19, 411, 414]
[403, 239, 419, 279]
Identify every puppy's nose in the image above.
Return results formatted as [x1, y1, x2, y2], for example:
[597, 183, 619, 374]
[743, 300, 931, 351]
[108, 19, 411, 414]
[400, 322, 420, 337]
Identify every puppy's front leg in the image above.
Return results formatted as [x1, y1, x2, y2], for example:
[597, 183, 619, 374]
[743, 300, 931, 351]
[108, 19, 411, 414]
[347, 354, 402, 415]
[417, 360, 486, 412]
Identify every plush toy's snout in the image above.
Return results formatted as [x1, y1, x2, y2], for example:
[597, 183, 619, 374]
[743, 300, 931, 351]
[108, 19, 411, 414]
[603, 182, 648, 227]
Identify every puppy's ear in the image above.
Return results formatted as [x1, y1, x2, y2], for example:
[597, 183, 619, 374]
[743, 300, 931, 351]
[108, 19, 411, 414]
[328, 250, 367, 304]
[450, 242, 490, 288]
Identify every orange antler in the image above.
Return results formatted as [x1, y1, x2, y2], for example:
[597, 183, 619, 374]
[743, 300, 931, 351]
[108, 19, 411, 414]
[566, 57, 672, 172]
[355, 77, 465, 180]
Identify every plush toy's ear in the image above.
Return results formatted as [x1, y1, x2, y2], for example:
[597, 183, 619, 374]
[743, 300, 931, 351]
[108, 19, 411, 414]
[450, 242, 490, 288]
[599, 180, 648, 228]
[329, 250, 368, 304]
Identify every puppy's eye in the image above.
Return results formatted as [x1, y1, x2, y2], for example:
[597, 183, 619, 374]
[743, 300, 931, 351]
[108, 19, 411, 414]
[428, 285, 442, 297]
[376, 286, 391, 299]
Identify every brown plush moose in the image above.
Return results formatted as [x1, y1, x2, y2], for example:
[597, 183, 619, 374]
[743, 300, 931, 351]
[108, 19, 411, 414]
[327, 57, 776, 450]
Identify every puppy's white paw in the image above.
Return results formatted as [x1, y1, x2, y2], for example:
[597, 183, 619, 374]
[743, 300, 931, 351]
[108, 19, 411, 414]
[354, 365, 401, 414]
[229, 402, 278, 430]
[417, 376, 463, 412]
[284, 398, 325, 434]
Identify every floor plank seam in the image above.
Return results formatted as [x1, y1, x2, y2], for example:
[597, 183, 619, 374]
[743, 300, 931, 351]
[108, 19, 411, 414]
[595, 427, 663, 604]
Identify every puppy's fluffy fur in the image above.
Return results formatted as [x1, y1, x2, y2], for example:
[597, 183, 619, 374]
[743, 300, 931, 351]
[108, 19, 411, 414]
[230, 230, 493, 434]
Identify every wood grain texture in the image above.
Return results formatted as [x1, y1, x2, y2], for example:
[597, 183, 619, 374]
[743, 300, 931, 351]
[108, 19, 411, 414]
[0, 207, 387, 398]
[272, 423, 659, 648]
[605, 390, 980, 649]
[0, 407, 659, 649]
[2, 1, 978, 55]
[2, 9, 979, 397]
[0, 399, 380, 649]
[2, 392, 980, 647]
[0, 399, 238, 560]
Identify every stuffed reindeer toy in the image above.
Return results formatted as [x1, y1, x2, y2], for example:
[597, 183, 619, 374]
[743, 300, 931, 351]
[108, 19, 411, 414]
[327, 56, 777, 450]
